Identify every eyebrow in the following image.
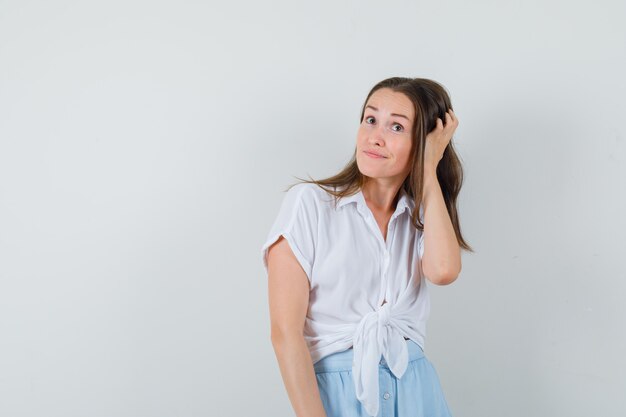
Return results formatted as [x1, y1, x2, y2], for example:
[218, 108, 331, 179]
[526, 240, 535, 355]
[365, 105, 410, 121]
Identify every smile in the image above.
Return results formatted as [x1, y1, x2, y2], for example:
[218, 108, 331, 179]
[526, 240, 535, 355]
[364, 150, 386, 159]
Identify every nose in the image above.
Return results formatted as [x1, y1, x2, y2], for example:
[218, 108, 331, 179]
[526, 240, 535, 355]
[369, 123, 386, 145]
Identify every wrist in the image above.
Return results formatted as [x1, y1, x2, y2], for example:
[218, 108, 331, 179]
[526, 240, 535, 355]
[423, 165, 437, 182]
[422, 168, 438, 199]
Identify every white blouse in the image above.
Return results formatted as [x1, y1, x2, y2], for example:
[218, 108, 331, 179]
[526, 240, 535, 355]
[261, 182, 429, 417]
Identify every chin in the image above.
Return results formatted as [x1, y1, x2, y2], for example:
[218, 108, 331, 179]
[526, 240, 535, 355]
[359, 168, 385, 179]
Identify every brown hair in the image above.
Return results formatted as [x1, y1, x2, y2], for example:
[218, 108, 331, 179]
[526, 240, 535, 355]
[287, 76, 473, 253]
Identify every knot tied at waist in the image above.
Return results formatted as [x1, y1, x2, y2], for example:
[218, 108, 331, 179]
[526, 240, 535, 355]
[351, 302, 410, 417]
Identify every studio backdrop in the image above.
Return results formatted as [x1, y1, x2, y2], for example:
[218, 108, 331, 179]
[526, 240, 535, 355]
[0, 1, 624, 416]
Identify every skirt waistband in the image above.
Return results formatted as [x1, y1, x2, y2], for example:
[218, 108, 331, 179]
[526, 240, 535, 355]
[313, 339, 425, 373]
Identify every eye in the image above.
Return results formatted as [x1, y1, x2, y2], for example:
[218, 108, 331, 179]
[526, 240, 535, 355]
[365, 116, 375, 124]
[392, 123, 404, 132]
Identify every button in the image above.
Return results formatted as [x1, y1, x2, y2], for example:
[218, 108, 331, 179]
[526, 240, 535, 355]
[383, 392, 390, 400]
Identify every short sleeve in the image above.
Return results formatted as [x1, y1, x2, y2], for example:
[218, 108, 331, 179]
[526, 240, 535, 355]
[418, 230, 425, 258]
[261, 184, 318, 281]
[418, 204, 425, 258]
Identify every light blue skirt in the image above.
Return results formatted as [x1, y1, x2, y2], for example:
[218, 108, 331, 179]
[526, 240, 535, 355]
[314, 339, 453, 417]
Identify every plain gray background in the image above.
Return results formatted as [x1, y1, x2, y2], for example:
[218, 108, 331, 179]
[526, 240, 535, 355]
[1, 1, 624, 416]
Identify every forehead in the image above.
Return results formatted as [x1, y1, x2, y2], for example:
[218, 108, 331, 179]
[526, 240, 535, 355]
[366, 88, 414, 120]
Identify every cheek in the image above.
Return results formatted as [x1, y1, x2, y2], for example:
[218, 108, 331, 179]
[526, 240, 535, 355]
[356, 131, 367, 146]
[398, 144, 413, 163]
[392, 140, 410, 153]
[402, 140, 413, 156]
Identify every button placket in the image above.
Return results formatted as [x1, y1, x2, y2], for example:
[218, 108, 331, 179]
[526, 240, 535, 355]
[358, 209, 389, 307]
[359, 203, 398, 308]
[379, 220, 394, 306]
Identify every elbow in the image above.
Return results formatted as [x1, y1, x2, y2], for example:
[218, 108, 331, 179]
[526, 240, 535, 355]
[270, 326, 303, 347]
[427, 270, 459, 285]
[421, 242, 462, 286]
[423, 260, 461, 286]
[270, 329, 306, 360]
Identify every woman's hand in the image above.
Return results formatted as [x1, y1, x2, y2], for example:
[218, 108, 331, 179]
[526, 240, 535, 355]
[424, 109, 459, 173]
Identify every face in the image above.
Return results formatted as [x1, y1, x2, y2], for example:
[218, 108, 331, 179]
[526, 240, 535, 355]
[356, 88, 415, 184]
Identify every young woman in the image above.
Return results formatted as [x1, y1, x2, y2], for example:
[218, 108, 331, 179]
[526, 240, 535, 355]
[262, 77, 472, 417]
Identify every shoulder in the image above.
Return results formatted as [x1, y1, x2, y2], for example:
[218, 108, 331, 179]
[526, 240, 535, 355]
[284, 182, 334, 209]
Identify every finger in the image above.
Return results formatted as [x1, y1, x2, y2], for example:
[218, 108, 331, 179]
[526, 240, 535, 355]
[446, 111, 458, 129]
[450, 109, 459, 126]
[429, 118, 442, 134]
[449, 109, 458, 125]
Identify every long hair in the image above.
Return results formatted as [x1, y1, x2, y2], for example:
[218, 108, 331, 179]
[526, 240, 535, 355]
[286, 76, 473, 253]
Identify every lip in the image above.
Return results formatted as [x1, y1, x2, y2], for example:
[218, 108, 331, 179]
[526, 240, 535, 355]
[364, 150, 387, 159]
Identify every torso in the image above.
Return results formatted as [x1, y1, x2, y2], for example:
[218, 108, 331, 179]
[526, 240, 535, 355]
[268, 183, 427, 360]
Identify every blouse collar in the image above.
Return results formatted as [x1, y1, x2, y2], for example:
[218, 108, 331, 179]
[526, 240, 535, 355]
[335, 186, 413, 215]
